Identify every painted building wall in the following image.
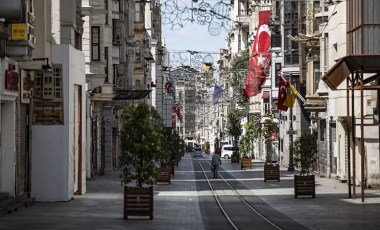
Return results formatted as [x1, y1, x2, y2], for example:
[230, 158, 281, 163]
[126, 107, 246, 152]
[1, 101, 16, 195]
[0, 57, 17, 196]
[31, 44, 86, 201]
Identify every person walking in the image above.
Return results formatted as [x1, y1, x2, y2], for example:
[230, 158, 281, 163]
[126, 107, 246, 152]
[211, 153, 222, 178]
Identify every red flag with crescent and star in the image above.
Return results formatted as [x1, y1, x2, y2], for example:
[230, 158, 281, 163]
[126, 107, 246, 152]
[244, 10, 272, 98]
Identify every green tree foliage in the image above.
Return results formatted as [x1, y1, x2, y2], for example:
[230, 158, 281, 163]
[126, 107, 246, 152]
[239, 116, 260, 157]
[119, 103, 165, 187]
[226, 109, 243, 154]
[293, 133, 318, 175]
[261, 116, 277, 161]
[179, 139, 185, 156]
[164, 129, 182, 163]
[156, 128, 172, 166]
[170, 130, 181, 161]
[229, 49, 250, 108]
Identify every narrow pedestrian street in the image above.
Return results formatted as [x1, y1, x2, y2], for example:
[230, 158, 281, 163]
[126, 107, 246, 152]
[1, 152, 380, 230]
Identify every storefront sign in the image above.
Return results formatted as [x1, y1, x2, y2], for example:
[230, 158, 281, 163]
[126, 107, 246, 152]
[11, 23, 27, 40]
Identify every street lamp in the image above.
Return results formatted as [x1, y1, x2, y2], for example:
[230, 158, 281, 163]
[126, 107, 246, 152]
[288, 73, 295, 171]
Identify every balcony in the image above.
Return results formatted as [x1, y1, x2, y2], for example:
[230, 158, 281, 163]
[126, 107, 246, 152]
[90, 83, 115, 101]
[236, 14, 249, 28]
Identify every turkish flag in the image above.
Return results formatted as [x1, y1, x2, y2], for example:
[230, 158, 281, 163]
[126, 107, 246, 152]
[278, 76, 298, 111]
[277, 76, 289, 111]
[244, 10, 271, 98]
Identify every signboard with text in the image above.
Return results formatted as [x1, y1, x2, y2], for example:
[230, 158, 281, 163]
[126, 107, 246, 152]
[286, 130, 297, 135]
[11, 23, 27, 40]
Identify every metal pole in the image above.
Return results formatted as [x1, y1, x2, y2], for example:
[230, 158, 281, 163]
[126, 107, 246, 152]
[346, 77, 352, 198]
[360, 72, 365, 202]
[352, 73, 356, 199]
[288, 74, 295, 171]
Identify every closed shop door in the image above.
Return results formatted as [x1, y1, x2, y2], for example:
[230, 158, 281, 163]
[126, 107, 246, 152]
[17, 103, 29, 198]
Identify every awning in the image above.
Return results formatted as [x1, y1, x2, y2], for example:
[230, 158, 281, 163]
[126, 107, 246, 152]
[262, 91, 270, 99]
[322, 54, 380, 90]
[113, 89, 151, 100]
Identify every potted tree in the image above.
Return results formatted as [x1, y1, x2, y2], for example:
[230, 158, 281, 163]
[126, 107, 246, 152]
[120, 103, 165, 219]
[239, 135, 252, 169]
[261, 116, 281, 182]
[293, 133, 318, 198]
[226, 109, 242, 164]
[167, 130, 181, 175]
[155, 128, 171, 184]
[239, 116, 260, 170]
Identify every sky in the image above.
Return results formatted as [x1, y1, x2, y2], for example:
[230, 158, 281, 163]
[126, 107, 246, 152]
[162, 21, 228, 53]
[161, 0, 230, 64]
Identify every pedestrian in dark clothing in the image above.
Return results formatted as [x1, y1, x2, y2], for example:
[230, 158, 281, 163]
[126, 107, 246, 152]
[211, 153, 222, 178]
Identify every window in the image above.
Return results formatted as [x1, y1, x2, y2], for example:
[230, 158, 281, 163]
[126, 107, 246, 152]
[284, 1, 299, 65]
[29, 0, 34, 13]
[135, 3, 141, 22]
[52, 65, 63, 99]
[284, 27, 299, 65]
[320, 119, 326, 141]
[271, 32, 281, 48]
[113, 64, 118, 85]
[91, 26, 100, 61]
[34, 73, 43, 99]
[32, 65, 64, 125]
[104, 47, 108, 60]
[313, 62, 320, 93]
[275, 63, 281, 88]
[135, 41, 141, 62]
[324, 33, 329, 71]
[263, 98, 270, 115]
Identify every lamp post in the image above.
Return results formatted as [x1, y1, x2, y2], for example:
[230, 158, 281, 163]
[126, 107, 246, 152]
[288, 73, 295, 171]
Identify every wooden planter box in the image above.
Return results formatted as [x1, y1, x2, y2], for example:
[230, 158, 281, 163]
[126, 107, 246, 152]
[294, 175, 315, 198]
[240, 157, 252, 170]
[156, 166, 171, 184]
[124, 186, 154, 220]
[163, 163, 174, 176]
[264, 163, 280, 182]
